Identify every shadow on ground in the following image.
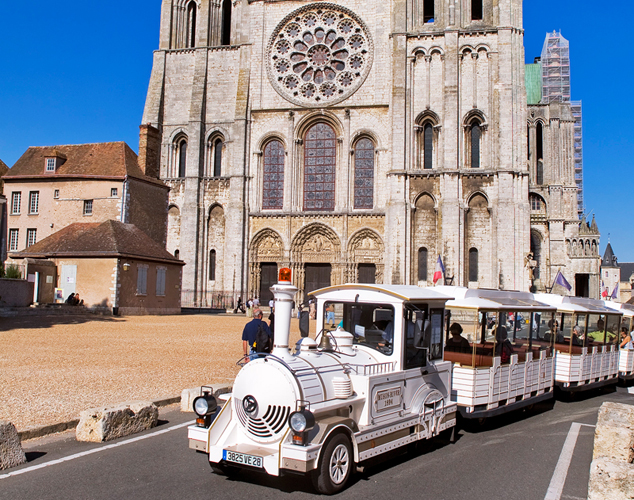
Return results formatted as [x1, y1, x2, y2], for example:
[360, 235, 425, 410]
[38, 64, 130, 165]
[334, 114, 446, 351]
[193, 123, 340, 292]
[0, 314, 124, 332]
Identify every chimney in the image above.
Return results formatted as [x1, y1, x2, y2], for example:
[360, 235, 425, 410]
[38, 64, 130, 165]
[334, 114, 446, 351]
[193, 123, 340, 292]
[271, 268, 298, 359]
[138, 124, 161, 179]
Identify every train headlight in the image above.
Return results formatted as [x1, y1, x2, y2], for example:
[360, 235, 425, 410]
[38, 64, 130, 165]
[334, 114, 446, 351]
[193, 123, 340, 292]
[193, 392, 217, 420]
[288, 409, 315, 445]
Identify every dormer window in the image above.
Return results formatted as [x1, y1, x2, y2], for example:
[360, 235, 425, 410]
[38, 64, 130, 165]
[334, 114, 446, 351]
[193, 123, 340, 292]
[46, 158, 56, 172]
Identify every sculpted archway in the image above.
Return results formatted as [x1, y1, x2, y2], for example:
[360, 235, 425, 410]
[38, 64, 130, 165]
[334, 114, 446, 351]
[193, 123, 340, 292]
[249, 229, 285, 299]
[347, 229, 384, 284]
[291, 223, 342, 300]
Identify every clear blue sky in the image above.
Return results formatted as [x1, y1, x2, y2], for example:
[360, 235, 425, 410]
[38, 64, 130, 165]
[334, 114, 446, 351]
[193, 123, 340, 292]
[1, 1, 633, 260]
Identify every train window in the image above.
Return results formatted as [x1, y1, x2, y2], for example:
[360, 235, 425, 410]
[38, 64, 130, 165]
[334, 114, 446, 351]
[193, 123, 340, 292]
[586, 315, 608, 344]
[337, 302, 395, 355]
[403, 305, 428, 369]
[531, 311, 555, 354]
[509, 311, 529, 344]
[606, 315, 620, 345]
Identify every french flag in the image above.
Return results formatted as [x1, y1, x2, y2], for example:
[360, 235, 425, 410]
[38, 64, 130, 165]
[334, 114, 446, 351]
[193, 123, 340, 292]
[601, 281, 608, 298]
[433, 255, 445, 285]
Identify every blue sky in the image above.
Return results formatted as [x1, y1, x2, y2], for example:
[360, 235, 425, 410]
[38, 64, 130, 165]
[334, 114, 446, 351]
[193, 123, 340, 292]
[1, 1, 633, 260]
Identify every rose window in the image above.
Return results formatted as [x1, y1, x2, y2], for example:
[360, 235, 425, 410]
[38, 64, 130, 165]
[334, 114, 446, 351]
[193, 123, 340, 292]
[267, 3, 373, 107]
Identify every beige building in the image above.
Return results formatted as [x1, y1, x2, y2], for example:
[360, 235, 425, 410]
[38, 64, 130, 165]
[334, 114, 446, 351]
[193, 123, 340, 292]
[0, 159, 8, 264]
[9, 220, 184, 315]
[140, 0, 537, 306]
[3, 142, 170, 255]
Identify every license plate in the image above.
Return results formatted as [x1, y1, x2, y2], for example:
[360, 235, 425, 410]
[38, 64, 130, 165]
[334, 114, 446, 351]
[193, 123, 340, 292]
[223, 450, 263, 468]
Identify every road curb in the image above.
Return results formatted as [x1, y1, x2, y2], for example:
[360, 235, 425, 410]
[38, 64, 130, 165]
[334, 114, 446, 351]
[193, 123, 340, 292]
[18, 395, 183, 442]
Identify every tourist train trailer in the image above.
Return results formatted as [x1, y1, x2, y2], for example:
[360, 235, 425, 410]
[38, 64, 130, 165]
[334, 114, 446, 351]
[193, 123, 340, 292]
[534, 294, 622, 391]
[603, 300, 634, 381]
[188, 270, 457, 494]
[188, 272, 632, 493]
[435, 286, 558, 418]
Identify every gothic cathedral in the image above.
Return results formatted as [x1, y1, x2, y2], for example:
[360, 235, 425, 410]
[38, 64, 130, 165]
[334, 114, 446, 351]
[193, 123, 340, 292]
[138, 0, 597, 305]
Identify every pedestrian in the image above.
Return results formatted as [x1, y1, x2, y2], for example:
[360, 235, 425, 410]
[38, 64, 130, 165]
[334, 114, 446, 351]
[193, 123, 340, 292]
[253, 296, 260, 308]
[247, 298, 254, 318]
[268, 310, 275, 343]
[269, 298, 274, 312]
[309, 296, 316, 320]
[234, 297, 245, 314]
[242, 308, 272, 362]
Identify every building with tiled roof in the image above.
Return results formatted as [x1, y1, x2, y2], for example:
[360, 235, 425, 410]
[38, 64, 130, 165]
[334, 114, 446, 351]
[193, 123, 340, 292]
[2, 142, 169, 255]
[0, 158, 9, 264]
[9, 220, 183, 314]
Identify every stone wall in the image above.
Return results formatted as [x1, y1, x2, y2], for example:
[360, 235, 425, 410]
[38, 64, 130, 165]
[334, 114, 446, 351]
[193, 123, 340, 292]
[0, 278, 34, 307]
[588, 402, 634, 500]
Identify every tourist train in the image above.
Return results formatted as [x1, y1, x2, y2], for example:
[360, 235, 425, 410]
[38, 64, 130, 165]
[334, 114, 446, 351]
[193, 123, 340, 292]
[188, 269, 633, 494]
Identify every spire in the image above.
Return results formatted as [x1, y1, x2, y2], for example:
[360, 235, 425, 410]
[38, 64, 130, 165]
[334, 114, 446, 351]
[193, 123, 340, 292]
[602, 243, 617, 268]
[590, 215, 599, 233]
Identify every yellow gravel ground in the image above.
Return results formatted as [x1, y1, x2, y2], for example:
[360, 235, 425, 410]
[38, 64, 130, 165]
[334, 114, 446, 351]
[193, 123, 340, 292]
[0, 313, 313, 432]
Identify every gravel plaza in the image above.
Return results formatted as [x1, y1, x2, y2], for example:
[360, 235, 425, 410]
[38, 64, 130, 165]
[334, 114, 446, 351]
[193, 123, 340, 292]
[0, 313, 310, 433]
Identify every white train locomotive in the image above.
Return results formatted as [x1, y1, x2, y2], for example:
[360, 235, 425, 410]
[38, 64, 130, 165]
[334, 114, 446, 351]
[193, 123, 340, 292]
[188, 269, 457, 494]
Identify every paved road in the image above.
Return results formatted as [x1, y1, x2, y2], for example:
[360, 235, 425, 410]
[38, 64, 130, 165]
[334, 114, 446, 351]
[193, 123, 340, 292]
[2, 386, 632, 500]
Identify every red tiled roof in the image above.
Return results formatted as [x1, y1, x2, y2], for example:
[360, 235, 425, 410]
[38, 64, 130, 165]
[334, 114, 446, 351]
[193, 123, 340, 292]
[4, 142, 164, 186]
[10, 220, 183, 265]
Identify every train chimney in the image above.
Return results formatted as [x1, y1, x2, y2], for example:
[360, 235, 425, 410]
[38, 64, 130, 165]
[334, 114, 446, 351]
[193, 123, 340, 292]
[271, 268, 298, 358]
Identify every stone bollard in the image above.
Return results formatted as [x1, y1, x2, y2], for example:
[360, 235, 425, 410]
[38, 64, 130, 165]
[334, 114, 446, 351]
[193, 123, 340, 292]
[181, 384, 232, 412]
[0, 421, 27, 470]
[588, 402, 634, 500]
[76, 401, 158, 443]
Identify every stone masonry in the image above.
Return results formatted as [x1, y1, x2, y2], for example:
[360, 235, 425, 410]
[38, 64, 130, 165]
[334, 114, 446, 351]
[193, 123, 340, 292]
[140, 0, 562, 304]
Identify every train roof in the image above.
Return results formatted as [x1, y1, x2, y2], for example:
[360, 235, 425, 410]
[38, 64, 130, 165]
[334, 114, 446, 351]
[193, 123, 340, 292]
[310, 284, 453, 303]
[603, 300, 634, 318]
[534, 293, 622, 315]
[435, 286, 556, 311]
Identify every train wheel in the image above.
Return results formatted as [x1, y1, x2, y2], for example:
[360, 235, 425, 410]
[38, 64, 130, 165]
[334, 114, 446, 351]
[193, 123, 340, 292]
[312, 433, 353, 495]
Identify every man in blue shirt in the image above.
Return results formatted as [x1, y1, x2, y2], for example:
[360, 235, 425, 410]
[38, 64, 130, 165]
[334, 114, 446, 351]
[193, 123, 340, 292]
[242, 308, 272, 361]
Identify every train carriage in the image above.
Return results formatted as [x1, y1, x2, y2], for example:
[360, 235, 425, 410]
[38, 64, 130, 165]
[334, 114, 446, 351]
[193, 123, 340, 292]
[188, 272, 457, 494]
[603, 301, 634, 381]
[534, 294, 621, 391]
[433, 287, 557, 418]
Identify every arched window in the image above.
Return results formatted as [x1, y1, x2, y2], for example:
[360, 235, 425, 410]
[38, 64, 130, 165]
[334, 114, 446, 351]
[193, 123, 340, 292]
[423, 123, 434, 169]
[530, 194, 544, 211]
[530, 233, 541, 280]
[468, 248, 478, 282]
[536, 122, 544, 161]
[469, 121, 481, 168]
[221, 0, 231, 46]
[418, 247, 428, 281]
[213, 138, 222, 177]
[174, 249, 180, 259]
[178, 139, 187, 178]
[209, 249, 216, 281]
[262, 140, 285, 210]
[423, 0, 434, 22]
[304, 123, 336, 211]
[354, 138, 374, 209]
[471, 0, 483, 20]
[186, 1, 197, 48]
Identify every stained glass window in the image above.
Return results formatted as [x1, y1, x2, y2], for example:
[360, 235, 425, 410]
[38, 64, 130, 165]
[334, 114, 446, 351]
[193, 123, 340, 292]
[304, 124, 336, 211]
[263, 140, 285, 210]
[354, 138, 374, 209]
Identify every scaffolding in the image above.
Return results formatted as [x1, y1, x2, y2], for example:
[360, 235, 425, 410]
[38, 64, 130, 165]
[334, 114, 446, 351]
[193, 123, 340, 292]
[541, 31, 571, 104]
[540, 31, 583, 216]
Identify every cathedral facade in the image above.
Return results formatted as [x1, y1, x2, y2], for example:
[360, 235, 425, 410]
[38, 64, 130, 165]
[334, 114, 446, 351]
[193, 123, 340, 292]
[140, 0, 535, 305]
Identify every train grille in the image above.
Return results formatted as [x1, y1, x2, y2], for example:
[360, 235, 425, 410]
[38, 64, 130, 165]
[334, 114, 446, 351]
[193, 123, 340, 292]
[235, 398, 291, 439]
